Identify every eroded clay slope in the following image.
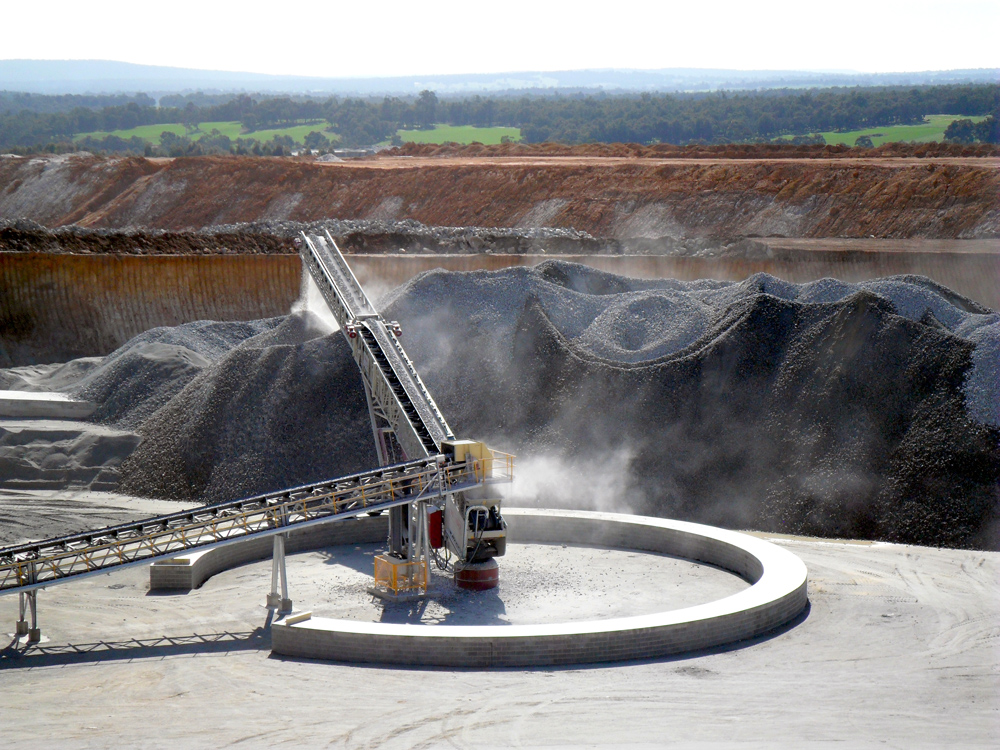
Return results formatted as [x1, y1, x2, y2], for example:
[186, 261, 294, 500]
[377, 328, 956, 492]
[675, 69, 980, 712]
[1, 152, 997, 238]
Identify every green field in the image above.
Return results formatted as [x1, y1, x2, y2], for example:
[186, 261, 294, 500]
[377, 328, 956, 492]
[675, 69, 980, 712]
[75, 122, 194, 142]
[75, 120, 335, 145]
[396, 124, 521, 145]
[780, 114, 988, 147]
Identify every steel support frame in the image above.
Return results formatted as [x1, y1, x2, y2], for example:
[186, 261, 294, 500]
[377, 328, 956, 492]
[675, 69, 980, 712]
[266, 534, 292, 616]
[17, 589, 40, 642]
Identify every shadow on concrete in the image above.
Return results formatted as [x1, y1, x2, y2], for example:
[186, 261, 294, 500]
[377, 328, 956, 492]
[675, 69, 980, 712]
[144, 588, 193, 597]
[0, 626, 271, 669]
[316, 544, 380, 575]
[375, 581, 511, 627]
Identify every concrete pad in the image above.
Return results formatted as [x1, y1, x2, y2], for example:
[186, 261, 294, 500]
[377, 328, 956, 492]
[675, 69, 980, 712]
[271, 509, 808, 666]
[0, 390, 95, 419]
[0, 495, 996, 747]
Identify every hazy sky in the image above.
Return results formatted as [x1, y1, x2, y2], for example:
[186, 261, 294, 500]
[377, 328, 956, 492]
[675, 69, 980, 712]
[3, 1, 997, 78]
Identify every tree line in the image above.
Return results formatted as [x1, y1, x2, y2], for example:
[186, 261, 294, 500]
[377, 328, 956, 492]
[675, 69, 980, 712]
[1, 83, 997, 153]
[0, 91, 155, 115]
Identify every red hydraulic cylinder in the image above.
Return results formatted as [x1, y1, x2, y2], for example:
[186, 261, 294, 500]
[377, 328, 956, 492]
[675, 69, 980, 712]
[428, 507, 443, 549]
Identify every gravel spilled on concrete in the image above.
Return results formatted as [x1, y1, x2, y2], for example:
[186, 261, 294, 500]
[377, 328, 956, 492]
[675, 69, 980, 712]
[3, 262, 996, 549]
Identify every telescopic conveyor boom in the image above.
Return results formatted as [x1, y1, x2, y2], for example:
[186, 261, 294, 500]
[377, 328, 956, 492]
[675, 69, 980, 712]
[297, 230, 453, 463]
[296, 232, 509, 568]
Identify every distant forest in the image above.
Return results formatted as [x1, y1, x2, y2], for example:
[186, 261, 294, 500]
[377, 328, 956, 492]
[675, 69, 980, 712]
[1, 83, 997, 154]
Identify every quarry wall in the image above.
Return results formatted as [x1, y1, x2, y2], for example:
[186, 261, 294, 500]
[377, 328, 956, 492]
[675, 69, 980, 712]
[1, 152, 997, 239]
[0, 253, 298, 366]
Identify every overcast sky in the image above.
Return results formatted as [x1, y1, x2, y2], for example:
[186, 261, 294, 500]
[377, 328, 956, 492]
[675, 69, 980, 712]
[3, 1, 997, 78]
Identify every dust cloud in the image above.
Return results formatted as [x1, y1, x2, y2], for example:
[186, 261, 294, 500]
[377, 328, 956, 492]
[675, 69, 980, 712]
[290, 270, 340, 333]
[509, 448, 642, 515]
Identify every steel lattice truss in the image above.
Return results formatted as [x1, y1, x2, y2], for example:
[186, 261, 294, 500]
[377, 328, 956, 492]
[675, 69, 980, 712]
[0, 230, 517, 600]
[0, 455, 512, 595]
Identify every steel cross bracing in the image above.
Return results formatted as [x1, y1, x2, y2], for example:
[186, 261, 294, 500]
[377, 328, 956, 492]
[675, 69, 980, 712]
[298, 231, 453, 461]
[0, 456, 509, 596]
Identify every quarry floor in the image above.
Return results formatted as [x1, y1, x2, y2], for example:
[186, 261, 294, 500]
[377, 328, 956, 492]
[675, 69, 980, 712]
[0, 492, 997, 749]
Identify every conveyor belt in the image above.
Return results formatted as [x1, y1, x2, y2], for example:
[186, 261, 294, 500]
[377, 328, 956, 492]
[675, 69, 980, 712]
[0, 456, 503, 596]
[298, 231, 454, 461]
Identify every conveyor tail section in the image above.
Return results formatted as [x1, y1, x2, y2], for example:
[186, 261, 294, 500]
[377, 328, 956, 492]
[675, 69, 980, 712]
[297, 231, 454, 461]
[0, 457, 502, 596]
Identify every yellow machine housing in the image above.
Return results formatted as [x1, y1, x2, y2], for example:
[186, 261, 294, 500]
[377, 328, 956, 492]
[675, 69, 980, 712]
[441, 439, 494, 479]
[440, 440, 507, 564]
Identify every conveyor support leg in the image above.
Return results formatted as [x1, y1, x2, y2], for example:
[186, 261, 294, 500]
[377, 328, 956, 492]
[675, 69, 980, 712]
[266, 534, 292, 615]
[16, 590, 40, 642]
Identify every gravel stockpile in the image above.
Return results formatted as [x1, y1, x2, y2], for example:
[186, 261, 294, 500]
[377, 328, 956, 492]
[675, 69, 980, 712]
[381, 262, 1000, 550]
[2, 217, 726, 256]
[201, 218, 596, 242]
[2, 216, 596, 254]
[4, 262, 996, 548]
[113, 313, 376, 502]
[0, 421, 141, 491]
[73, 319, 283, 429]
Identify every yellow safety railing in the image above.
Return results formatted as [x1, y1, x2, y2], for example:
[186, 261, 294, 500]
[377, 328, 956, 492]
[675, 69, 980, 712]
[445, 450, 515, 486]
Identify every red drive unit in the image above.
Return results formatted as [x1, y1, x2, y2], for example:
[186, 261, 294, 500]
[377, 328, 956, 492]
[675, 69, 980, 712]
[428, 507, 444, 549]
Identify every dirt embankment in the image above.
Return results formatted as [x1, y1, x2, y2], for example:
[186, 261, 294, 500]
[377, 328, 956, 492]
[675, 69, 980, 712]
[0, 222, 293, 255]
[1, 150, 997, 239]
[390, 140, 1000, 160]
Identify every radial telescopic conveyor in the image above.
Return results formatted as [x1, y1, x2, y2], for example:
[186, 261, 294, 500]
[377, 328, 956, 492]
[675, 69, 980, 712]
[295, 232, 510, 580]
[296, 230, 452, 464]
[0, 231, 512, 643]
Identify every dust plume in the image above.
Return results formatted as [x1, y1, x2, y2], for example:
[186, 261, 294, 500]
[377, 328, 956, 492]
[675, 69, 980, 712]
[290, 269, 340, 333]
[508, 448, 642, 515]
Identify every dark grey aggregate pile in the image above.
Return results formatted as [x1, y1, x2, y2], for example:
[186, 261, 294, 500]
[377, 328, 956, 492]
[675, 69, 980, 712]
[0, 217, 736, 256]
[6, 261, 996, 549]
[107, 314, 376, 502]
[380, 262, 1000, 550]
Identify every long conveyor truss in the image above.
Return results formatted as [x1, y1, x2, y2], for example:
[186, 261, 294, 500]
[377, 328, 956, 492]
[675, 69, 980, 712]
[2, 230, 513, 642]
[0, 455, 511, 596]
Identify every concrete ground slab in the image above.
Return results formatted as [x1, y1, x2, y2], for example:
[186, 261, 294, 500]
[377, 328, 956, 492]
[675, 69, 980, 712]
[1, 526, 996, 748]
[271, 510, 807, 667]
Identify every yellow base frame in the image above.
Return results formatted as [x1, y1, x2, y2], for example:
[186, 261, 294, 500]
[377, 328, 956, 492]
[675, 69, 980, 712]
[373, 554, 429, 595]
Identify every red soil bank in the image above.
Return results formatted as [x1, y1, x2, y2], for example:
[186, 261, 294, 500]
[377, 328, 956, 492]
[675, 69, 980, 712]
[1, 148, 997, 239]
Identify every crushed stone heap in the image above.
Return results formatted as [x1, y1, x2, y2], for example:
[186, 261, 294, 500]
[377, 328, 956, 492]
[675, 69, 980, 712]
[385, 262, 1000, 550]
[3, 261, 996, 549]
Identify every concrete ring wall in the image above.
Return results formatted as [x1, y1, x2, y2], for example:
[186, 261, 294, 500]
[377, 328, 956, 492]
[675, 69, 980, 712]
[149, 515, 389, 591]
[270, 508, 809, 668]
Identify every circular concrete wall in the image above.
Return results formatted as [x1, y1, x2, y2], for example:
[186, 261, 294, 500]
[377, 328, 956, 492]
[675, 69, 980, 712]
[270, 508, 809, 667]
